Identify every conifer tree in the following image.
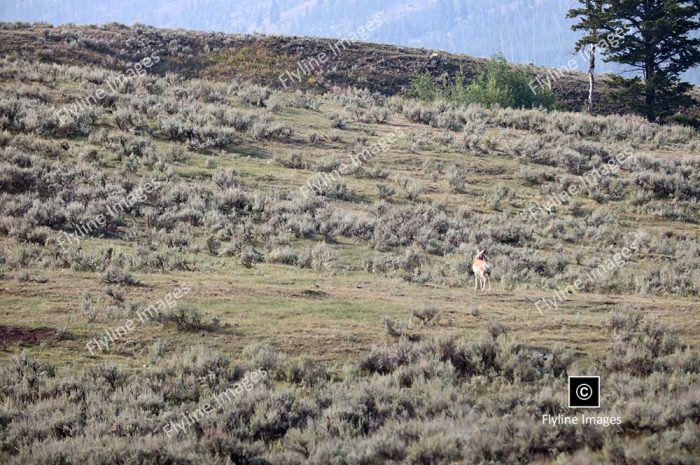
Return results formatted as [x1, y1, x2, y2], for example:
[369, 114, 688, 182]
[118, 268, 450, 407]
[586, 0, 700, 121]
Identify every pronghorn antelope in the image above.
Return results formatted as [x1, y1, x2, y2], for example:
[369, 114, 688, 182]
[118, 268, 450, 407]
[472, 249, 492, 291]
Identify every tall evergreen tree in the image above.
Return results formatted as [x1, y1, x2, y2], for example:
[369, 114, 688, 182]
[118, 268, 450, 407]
[596, 0, 700, 121]
[567, 0, 608, 114]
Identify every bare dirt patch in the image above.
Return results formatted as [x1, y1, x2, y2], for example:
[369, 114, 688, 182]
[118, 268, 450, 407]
[296, 289, 329, 298]
[0, 326, 57, 346]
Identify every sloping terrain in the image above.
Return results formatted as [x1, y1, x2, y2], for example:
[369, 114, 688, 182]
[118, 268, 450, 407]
[3, 0, 700, 85]
[0, 25, 699, 464]
[0, 22, 627, 113]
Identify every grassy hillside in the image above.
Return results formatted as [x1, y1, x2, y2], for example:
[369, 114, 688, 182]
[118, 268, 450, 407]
[0, 21, 633, 114]
[0, 26, 700, 464]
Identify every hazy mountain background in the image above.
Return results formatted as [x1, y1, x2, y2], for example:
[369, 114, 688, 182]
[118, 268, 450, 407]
[2, 0, 698, 84]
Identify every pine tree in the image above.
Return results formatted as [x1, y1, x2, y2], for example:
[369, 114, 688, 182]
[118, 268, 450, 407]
[596, 0, 700, 121]
[567, 0, 608, 114]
